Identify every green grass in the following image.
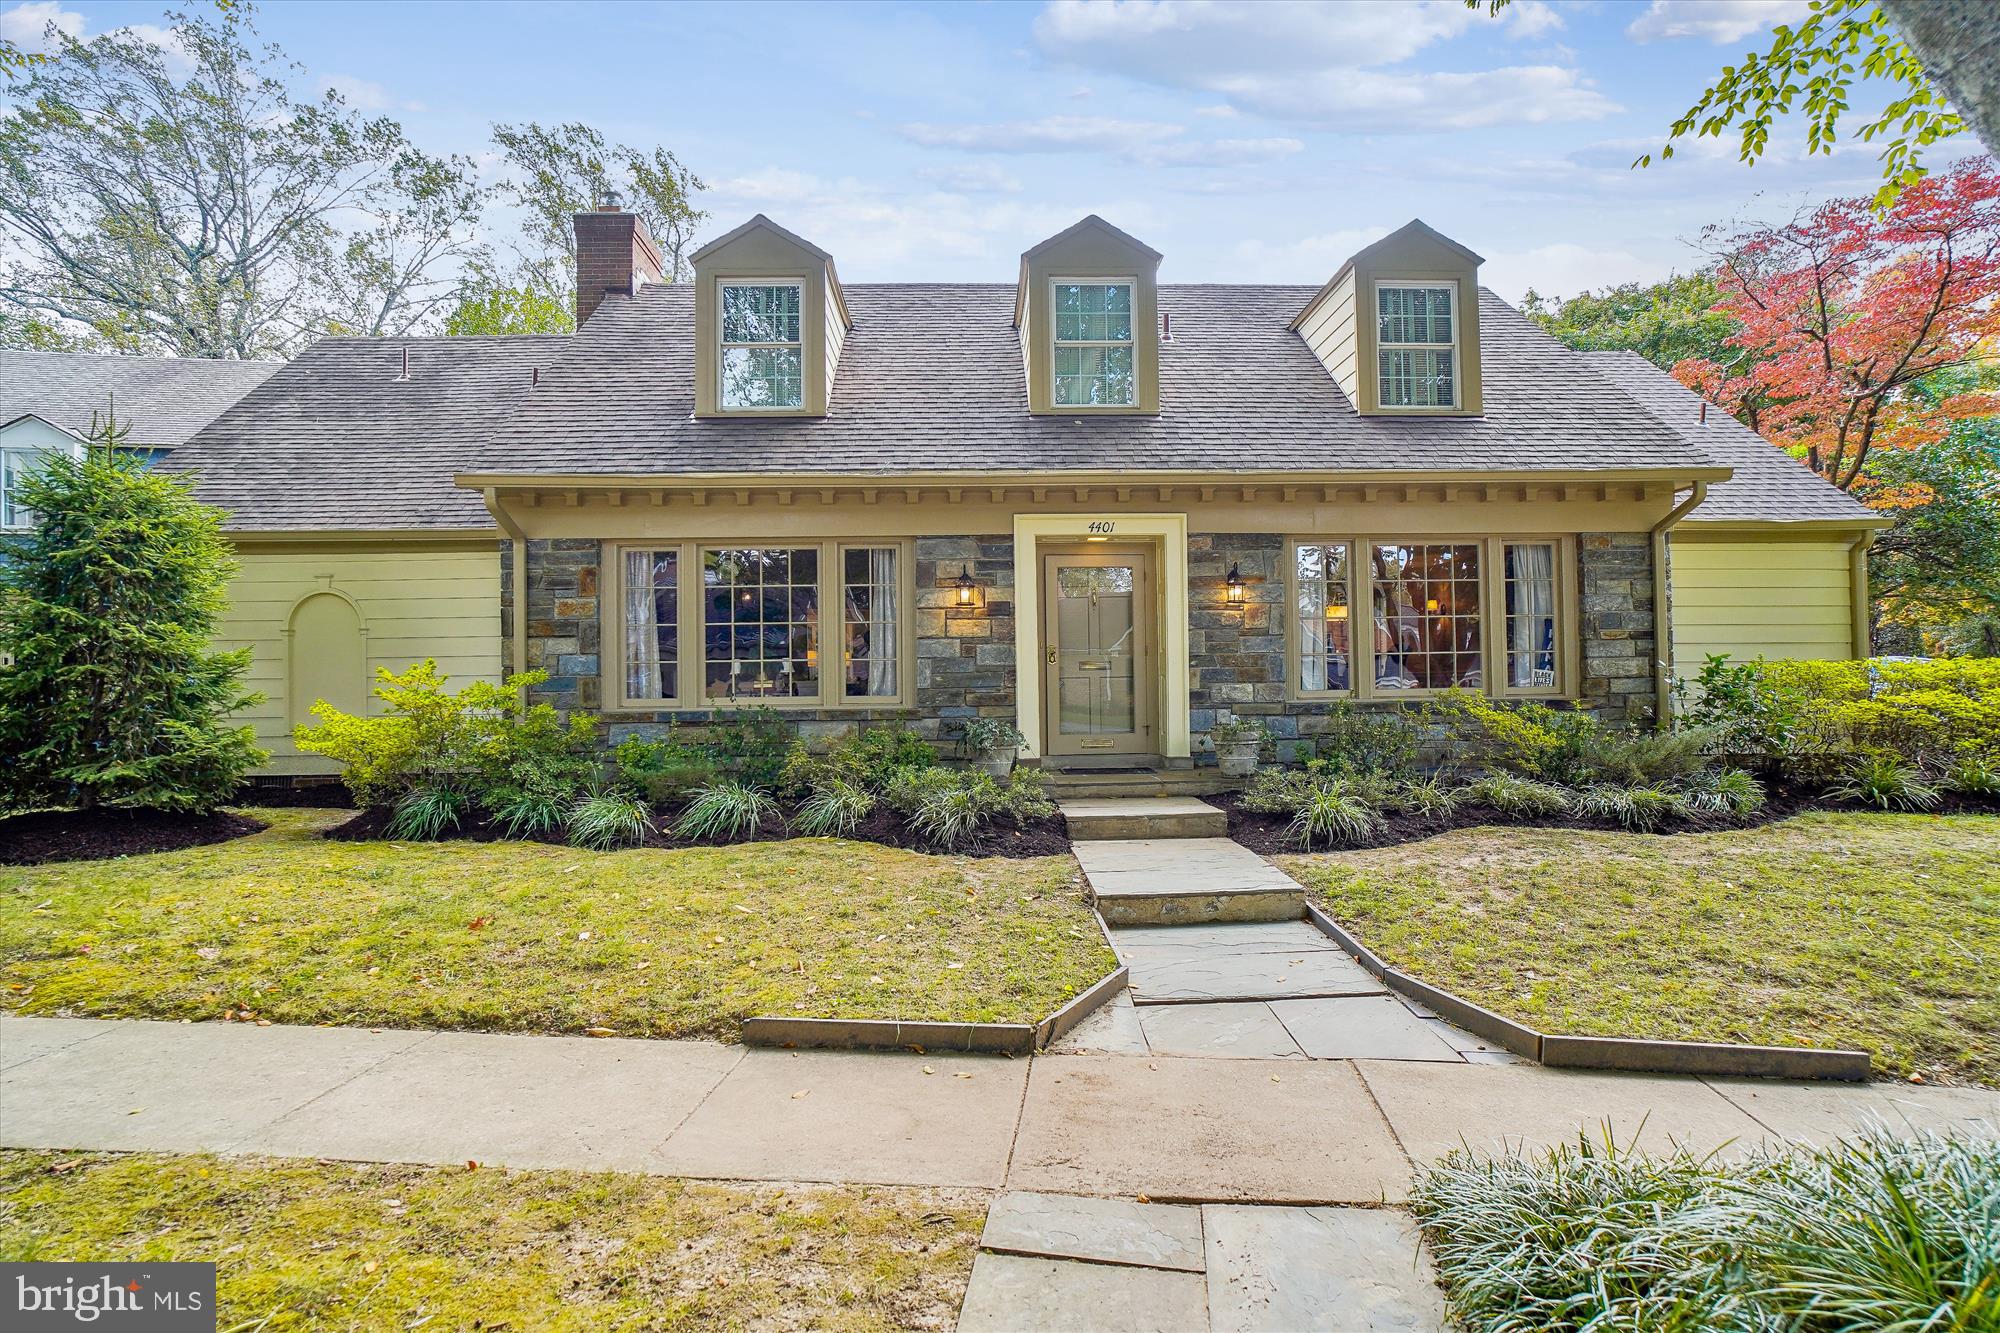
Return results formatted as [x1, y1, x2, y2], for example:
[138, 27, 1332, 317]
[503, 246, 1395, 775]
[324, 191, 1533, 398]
[1281, 812, 2000, 1085]
[0, 1151, 983, 1331]
[0, 809, 1114, 1040]
[1411, 1130, 2000, 1332]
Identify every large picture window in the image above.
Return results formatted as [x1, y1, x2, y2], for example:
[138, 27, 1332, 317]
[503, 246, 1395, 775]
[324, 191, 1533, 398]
[1376, 283, 1457, 409]
[703, 547, 819, 699]
[1287, 536, 1570, 701]
[1052, 280, 1135, 407]
[719, 282, 804, 409]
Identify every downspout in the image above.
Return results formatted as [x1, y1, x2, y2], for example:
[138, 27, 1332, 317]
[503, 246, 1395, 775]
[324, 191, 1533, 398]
[482, 486, 530, 693]
[1648, 481, 1707, 727]
[1847, 531, 1874, 659]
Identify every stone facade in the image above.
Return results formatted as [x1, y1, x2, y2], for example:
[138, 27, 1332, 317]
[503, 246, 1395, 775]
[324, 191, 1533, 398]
[503, 527, 1661, 758]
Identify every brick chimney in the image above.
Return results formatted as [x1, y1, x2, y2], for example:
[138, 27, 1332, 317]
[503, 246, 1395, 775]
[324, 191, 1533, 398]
[574, 199, 665, 327]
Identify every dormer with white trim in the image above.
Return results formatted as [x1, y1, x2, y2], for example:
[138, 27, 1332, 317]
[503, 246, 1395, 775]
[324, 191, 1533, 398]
[1290, 219, 1485, 417]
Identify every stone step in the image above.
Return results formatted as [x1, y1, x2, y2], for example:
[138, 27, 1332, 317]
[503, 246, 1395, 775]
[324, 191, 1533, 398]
[1073, 837, 1306, 926]
[1040, 769, 1236, 800]
[1059, 796, 1228, 841]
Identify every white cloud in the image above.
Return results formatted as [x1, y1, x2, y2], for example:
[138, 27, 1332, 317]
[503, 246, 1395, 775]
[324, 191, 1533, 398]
[703, 168, 1159, 277]
[317, 74, 427, 114]
[915, 162, 1025, 194]
[1228, 226, 1394, 282]
[0, 1, 82, 53]
[1481, 241, 1656, 303]
[1030, 0, 1606, 128]
[899, 114, 1301, 167]
[1626, 0, 1810, 45]
[1207, 65, 1618, 130]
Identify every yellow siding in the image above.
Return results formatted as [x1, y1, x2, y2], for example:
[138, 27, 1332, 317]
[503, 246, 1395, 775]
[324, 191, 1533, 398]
[218, 545, 503, 774]
[1671, 538, 1855, 674]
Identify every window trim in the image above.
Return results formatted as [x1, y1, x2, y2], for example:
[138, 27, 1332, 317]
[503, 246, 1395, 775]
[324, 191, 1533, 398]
[1372, 279, 1461, 413]
[1283, 534, 1575, 703]
[602, 537, 914, 712]
[1049, 275, 1139, 411]
[716, 278, 807, 412]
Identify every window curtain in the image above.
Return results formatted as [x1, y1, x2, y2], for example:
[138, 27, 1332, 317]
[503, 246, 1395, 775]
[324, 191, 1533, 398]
[867, 547, 898, 696]
[625, 550, 662, 698]
[1510, 544, 1556, 687]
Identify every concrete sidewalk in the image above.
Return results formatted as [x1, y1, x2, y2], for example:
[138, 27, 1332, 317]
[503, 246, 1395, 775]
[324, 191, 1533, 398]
[6, 1017, 1997, 1198]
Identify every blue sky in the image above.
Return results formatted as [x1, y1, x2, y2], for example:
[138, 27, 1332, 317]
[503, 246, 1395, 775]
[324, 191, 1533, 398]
[6, 0, 1986, 300]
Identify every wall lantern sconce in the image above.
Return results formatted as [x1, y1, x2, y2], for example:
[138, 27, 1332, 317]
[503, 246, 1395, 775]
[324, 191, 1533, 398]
[1225, 564, 1245, 603]
[955, 565, 978, 606]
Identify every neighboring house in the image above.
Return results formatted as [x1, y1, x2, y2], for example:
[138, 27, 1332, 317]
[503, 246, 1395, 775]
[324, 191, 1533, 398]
[0, 350, 278, 528]
[156, 207, 1879, 776]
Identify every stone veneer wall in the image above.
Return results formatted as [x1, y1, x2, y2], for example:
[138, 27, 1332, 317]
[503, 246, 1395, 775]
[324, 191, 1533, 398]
[506, 536, 1019, 748]
[1187, 530, 1659, 764]
[503, 530, 1657, 757]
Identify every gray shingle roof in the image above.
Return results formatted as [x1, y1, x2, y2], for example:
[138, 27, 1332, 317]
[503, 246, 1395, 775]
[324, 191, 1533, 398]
[473, 283, 1723, 480]
[0, 350, 278, 451]
[1586, 351, 1878, 526]
[160, 335, 566, 530]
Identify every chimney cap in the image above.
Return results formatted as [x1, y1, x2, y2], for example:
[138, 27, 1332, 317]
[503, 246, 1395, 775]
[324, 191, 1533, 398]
[595, 186, 626, 212]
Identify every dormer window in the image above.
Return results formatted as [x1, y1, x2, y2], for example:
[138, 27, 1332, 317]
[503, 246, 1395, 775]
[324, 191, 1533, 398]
[1376, 282, 1457, 409]
[1053, 280, 1136, 407]
[719, 282, 805, 409]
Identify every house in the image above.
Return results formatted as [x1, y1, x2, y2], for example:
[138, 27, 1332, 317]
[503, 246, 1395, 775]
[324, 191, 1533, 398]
[0, 350, 278, 528]
[154, 208, 1881, 775]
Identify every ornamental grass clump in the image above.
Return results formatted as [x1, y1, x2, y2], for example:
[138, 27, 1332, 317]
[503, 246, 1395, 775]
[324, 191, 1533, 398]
[1682, 766, 1766, 816]
[1285, 781, 1383, 850]
[672, 781, 775, 843]
[1411, 1128, 2000, 1333]
[793, 778, 875, 838]
[1466, 774, 1574, 819]
[566, 789, 650, 851]
[1830, 754, 1943, 812]
[1575, 783, 1691, 833]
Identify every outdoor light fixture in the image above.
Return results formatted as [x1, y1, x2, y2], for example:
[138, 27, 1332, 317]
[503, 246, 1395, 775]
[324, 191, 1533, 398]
[1225, 564, 1245, 602]
[955, 565, 978, 605]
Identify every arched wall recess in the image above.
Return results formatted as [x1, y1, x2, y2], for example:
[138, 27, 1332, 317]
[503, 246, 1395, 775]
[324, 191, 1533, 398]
[286, 585, 369, 728]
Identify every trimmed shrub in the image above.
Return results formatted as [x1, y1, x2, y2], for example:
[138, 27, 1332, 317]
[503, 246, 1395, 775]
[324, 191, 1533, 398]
[1308, 701, 1425, 777]
[706, 707, 798, 790]
[613, 732, 719, 806]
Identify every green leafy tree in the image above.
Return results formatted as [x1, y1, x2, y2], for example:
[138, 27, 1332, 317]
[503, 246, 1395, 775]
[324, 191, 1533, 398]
[1521, 273, 1740, 370]
[444, 274, 574, 336]
[1472, 0, 1983, 205]
[0, 4, 487, 356]
[491, 120, 707, 292]
[0, 408, 265, 812]
[1865, 365, 2000, 653]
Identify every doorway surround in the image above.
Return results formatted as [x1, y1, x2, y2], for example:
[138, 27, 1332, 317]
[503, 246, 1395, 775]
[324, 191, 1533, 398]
[1011, 512, 1191, 766]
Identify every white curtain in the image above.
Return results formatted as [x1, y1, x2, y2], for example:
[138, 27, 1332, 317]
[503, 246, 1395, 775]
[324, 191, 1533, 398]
[625, 550, 662, 697]
[1510, 544, 1556, 687]
[867, 547, 898, 696]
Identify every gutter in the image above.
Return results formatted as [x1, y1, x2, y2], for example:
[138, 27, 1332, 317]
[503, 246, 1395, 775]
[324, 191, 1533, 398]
[1847, 530, 1875, 659]
[481, 486, 530, 687]
[1648, 481, 1708, 727]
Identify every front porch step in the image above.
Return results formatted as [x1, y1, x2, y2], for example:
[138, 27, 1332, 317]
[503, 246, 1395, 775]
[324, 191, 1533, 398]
[1059, 796, 1228, 841]
[1072, 837, 1306, 926]
[1041, 769, 1237, 800]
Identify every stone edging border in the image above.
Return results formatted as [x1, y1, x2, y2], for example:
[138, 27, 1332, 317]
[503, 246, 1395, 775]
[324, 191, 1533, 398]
[1304, 904, 1871, 1082]
[741, 904, 1132, 1056]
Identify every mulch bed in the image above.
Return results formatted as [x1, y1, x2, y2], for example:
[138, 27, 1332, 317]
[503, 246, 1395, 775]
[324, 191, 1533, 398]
[0, 808, 269, 866]
[1216, 783, 2000, 856]
[324, 804, 1072, 859]
[229, 781, 356, 809]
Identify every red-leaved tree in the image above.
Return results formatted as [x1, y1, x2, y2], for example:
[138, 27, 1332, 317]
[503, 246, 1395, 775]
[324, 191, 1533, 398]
[1674, 155, 2000, 506]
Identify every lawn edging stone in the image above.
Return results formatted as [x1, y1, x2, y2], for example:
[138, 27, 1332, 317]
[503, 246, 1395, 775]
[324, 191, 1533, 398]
[1303, 904, 1872, 1081]
[741, 959, 1131, 1057]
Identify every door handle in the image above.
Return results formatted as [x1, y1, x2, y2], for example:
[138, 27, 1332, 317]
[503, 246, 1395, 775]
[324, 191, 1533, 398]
[1046, 647, 1057, 665]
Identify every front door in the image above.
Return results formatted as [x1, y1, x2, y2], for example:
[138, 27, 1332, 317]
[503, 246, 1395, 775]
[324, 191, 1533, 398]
[1042, 550, 1154, 758]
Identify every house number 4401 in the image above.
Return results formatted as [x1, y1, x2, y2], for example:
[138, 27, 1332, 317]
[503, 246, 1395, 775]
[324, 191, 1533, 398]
[1087, 521, 1116, 534]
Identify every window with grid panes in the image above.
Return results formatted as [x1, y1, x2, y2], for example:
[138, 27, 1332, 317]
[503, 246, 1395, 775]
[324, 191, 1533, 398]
[719, 283, 804, 408]
[701, 547, 819, 698]
[1377, 284, 1457, 408]
[1369, 542, 1482, 690]
[1052, 281, 1135, 406]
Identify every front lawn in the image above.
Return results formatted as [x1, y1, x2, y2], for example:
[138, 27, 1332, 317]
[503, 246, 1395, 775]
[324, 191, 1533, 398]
[0, 808, 1113, 1039]
[1282, 812, 2000, 1085]
[0, 1151, 982, 1331]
